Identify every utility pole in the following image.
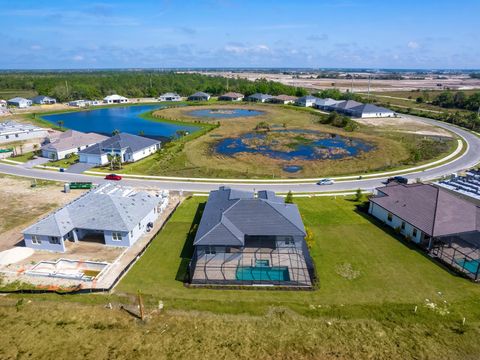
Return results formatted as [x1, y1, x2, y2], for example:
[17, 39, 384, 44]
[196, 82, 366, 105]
[367, 75, 371, 99]
[350, 74, 354, 93]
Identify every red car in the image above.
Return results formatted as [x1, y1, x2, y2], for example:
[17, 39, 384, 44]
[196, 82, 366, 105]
[105, 174, 122, 181]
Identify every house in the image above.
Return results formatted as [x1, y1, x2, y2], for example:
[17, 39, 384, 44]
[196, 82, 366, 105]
[313, 98, 343, 110]
[68, 100, 87, 108]
[30, 95, 57, 105]
[79, 132, 161, 165]
[369, 183, 480, 280]
[328, 100, 363, 115]
[245, 93, 273, 103]
[187, 92, 210, 101]
[103, 94, 128, 104]
[218, 92, 244, 101]
[22, 184, 161, 252]
[189, 187, 314, 287]
[0, 121, 48, 143]
[41, 130, 108, 160]
[268, 95, 297, 104]
[349, 103, 395, 118]
[295, 95, 318, 107]
[7, 97, 32, 108]
[158, 92, 181, 101]
[0, 100, 7, 108]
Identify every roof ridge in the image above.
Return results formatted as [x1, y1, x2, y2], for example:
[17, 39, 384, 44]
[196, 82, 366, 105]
[264, 200, 306, 235]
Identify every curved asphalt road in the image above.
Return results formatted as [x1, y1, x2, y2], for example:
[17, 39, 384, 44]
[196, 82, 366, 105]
[1, 115, 479, 193]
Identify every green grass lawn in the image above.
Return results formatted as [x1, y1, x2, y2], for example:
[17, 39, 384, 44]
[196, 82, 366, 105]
[47, 154, 79, 168]
[117, 196, 480, 316]
[9, 151, 36, 163]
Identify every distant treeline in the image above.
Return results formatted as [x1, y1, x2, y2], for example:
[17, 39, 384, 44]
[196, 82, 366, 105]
[0, 72, 308, 102]
[312, 89, 364, 102]
[470, 73, 480, 79]
[416, 90, 480, 112]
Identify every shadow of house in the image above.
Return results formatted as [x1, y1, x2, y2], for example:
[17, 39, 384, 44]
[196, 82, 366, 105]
[175, 202, 206, 282]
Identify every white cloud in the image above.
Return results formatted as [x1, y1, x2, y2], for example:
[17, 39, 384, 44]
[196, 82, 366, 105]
[72, 55, 84, 61]
[407, 41, 420, 49]
[30, 44, 42, 50]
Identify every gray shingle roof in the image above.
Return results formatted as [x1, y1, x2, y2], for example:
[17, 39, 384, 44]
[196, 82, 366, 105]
[194, 187, 306, 246]
[41, 130, 107, 152]
[23, 184, 160, 237]
[246, 93, 273, 101]
[370, 183, 480, 237]
[350, 103, 394, 115]
[31, 95, 56, 103]
[189, 92, 210, 98]
[333, 100, 364, 110]
[79, 133, 160, 156]
[296, 95, 318, 102]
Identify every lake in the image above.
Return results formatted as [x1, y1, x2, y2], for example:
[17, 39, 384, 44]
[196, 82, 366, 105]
[187, 108, 264, 118]
[42, 105, 199, 140]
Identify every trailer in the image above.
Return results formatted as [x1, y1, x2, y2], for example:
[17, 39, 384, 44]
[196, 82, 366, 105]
[69, 182, 93, 190]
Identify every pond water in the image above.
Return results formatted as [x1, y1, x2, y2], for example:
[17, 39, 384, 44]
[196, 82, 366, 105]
[42, 105, 199, 140]
[187, 108, 264, 118]
[215, 130, 374, 163]
[283, 165, 303, 173]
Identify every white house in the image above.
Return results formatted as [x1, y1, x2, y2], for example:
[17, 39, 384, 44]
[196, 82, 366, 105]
[0, 121, 48, 143]
[79, 132, 161, 165]
[7, 97, 32, 108]
[245, 93, 273, 103]
[295, 95, 319, 107]
[187, 92, 211, 101]
[349, 104, 395, 118]
[0, 100, 7, 109]
[218, 92, 244, 101]
[31, 95, 57, 105]
[103, 94, 128, 104]
[41, 130, 108, 160]
[68, 100, 86, 107]
[268, 95, 297, 104]
[158, 92, 181, 101]
[22, 183, 163, 252]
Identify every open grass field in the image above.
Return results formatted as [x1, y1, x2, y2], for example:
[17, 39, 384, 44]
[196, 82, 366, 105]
[116, 103, 454, 179]
[2, 195, 479, 359]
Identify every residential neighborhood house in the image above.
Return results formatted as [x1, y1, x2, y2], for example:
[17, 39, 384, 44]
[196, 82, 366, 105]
[369, 183, 480, 280]
[0, 120, 48, 143]
[158, 92, 181, 101]
[245, 93, 273, 103]
[7, 97, 32, 108]
[218, 92, 244, 101]
[268, 95, 297, 104]
[30, 95, 57, 105]
[22, 184, 161, 252]
[295, 95, 319, 107]
[41, 130, 108, 160]
[78, 132, 161, 165]
[103, 94, 128, 104]
[348, 103, 395, 118]
[189, 186, 314, 287]
[187, 92, 211, 101]
[313, 98, 343, 110]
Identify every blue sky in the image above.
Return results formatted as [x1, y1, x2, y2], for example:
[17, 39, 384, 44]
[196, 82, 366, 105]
[0, 0, 479, 69]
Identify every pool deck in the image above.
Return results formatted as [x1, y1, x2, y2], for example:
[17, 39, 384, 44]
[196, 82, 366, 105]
[191, 247, 312, 287]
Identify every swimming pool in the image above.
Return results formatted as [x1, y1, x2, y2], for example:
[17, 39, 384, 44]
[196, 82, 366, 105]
[455, 258, 480, 274]
[236, 266, 290, 281]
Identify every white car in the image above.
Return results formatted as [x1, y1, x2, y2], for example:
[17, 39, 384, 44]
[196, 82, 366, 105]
[317, 178, 335, 185]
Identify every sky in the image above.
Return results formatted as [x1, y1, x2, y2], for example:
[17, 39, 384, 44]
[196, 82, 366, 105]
[0, 0, 479, 70]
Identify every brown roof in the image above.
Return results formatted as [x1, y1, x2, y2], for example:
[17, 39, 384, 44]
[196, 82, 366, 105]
[272, 95, 297, 101]
[370, 183, 480, 237]
[219, 92, 244, 98]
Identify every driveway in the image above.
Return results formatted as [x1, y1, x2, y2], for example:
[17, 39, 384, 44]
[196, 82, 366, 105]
[21, 157, 50, 169]
[66, 162, 96, 174]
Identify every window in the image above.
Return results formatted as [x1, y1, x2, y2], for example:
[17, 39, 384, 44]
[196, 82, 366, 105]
[205, 247, 216, 255]
[112, 232, 123, 241]
[5, 135, 9, 139]
[412, 228, 418, 238]
[31, 235, 41, 245]
[49, 236, 60, 244]
[15, 134, 19, 138]
[387, 213, 393, 222]
[401, 222, 405, 230]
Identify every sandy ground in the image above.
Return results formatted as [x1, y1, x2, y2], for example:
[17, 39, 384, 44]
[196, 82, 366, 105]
[186, 71, 480, 93]
[354, 114, 453, 137]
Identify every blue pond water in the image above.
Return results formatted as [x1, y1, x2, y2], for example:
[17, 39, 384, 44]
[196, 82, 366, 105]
[187, 108, 264, 118]
[42, 105, 199, 140]
[215, 130, 374, 161]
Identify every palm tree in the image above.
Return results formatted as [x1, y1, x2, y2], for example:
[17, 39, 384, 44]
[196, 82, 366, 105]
[33, 144, 39, 155]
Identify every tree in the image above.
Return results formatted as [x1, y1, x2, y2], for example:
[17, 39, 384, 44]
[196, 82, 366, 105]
[285, 191, 294, 204]
[175, 130, 188, 138]
[112, 129, 120, 136]
[32, 144, 39, 155]
[57, 120, 64, 129]
[355, 188, 362, 202]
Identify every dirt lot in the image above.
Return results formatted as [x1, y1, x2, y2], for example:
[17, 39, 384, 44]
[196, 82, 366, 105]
[189, 71, 480, 92]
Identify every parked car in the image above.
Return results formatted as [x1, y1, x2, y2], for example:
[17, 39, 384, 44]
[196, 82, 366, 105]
[105, 174, 122, 181]
[317, 178, 335, 185]
[385, 176, 408, 184]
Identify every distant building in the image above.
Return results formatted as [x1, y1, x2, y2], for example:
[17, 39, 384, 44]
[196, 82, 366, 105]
[268, 95, 297, 104]
[187, 92, 211, 101]
[158, 92, 181, 102]
[79, 132, 161, 165]
[68, 100, 87, 108]
[295, 95, 318, 107]
[22, 184, 161, 252]
[0, 121, 48, 143]
[30, 95, 57, 105]
[7, 97, 32, 108]
[41, 130, 108, 160]
[349, 103, 395, 118]
[218, 92, 244, 101]
[103, 94, 128, 104]
[245, 93, 273, 103]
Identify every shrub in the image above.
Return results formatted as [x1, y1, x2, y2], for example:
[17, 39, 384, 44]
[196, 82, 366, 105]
[305, 227, 314, 249]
